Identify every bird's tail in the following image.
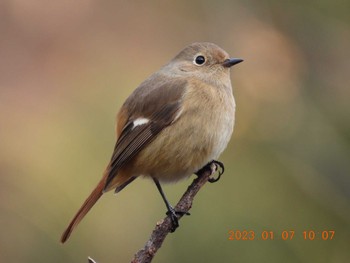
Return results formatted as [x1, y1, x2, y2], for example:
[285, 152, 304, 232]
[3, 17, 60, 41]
[60, 177, 105, 243]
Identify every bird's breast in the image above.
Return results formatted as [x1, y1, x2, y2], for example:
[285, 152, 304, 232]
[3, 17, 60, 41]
[132, 79, 235, 182]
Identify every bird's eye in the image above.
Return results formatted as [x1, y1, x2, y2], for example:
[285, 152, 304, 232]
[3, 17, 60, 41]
[194, 55, 206, 66]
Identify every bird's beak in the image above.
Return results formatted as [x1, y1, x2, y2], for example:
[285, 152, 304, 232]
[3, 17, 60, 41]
[222, 58, 243, 68]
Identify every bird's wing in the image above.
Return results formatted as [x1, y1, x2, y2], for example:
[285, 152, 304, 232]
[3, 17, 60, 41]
[104, 77, 187, 190]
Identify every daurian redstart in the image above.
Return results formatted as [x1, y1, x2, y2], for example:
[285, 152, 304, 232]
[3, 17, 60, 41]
[61, 42, 243, 243]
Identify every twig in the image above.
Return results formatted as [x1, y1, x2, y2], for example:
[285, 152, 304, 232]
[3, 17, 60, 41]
[130, 162, 218, 263]
[89, 162, 219, 263]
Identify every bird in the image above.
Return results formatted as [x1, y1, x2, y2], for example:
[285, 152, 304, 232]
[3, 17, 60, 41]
[61, 42, 243, 243]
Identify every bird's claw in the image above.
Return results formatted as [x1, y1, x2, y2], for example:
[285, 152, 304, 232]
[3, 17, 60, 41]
[195, 160, 225, 183]
[166, 207, 190, 232]
[208, 160, 224, 183]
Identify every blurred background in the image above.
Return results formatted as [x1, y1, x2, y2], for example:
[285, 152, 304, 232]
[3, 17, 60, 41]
[1, 1, 349, 262]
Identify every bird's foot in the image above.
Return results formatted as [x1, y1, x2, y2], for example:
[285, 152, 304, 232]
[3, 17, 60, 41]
[166, 206, 190, 232]
[195, 160, 225, 183]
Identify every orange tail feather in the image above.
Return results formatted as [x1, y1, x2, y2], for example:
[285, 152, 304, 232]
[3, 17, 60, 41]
[60, 177, 105, 243]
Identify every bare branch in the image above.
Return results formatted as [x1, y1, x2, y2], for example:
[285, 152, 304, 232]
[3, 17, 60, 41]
[130, 162, 218, 263]
[88, 162, 219, 263]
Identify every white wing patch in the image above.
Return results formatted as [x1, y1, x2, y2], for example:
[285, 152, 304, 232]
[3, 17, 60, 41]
[133, 117, 150, 128]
